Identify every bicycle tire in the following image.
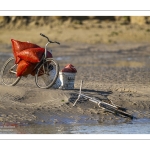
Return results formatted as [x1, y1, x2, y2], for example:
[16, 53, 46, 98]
[1, 57, 21, 86]
[100, 102, 134, 119]
[35, 58, 59, 89]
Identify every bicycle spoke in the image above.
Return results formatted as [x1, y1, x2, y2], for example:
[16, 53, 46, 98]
[35, 58, 59, 89]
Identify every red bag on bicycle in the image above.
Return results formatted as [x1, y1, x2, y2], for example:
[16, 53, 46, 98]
[16, 60, 36, 77]
[30, 51, 53, 76]
[11, 39, 41, 64]
[17, 48, 45, 63]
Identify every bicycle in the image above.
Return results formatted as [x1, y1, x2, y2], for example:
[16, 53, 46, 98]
[1, 33, 60, 89]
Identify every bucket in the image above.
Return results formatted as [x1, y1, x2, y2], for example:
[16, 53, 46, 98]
[48, 64, 77, 89]
[59, 72, 76, 89]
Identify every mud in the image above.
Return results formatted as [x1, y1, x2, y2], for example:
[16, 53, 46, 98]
[0, 19, 150, 134]
[0, 42, 150, 129]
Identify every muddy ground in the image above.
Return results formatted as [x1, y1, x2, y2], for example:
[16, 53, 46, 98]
[0, 22, 150, 130]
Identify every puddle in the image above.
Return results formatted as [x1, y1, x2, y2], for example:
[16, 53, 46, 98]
[0, 117, 150, 134]
[33, 112, 98, 126]
[27, 118, 150, 134]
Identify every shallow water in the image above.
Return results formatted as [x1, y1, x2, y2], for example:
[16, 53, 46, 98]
[0, 118, 150, 134]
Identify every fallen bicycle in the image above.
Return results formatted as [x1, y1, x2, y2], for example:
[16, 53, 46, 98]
[73, 80, 136, 120]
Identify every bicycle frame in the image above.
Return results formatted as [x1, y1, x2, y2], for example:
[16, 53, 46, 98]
[44, 42, 52, 59]
[32, 42, 52, 73]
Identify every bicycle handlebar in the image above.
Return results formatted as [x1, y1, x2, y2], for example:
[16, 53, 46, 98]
[40, 33, 60, 45]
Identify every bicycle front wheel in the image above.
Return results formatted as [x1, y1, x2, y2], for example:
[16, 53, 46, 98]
[35, 58, 59, 89]
[1, 57, 21, 86]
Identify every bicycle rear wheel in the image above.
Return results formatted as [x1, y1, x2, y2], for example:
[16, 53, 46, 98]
[35, 58, 59, 89]
[1, 57, 21, 86]
[100, 102, 134, 119]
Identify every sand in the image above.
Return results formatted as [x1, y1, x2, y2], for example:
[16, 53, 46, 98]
[0, 22, 150, 127]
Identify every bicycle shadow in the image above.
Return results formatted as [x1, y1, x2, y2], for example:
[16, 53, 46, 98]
[72, 88, 112, 95]
[68, 88, 113, 103]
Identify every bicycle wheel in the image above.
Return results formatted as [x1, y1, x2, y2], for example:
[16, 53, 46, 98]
[1, 57, 21, 86]
[100, 102, 134, 119]
[35, 58, 59, 89]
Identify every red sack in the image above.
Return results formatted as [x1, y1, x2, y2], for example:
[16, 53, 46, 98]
[61, 64, 77, 73]
[16, 60, 36, 77]
[11, 39, 41, 64]
[17, 48, 45, 63]
[30, 51, 53, 76]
